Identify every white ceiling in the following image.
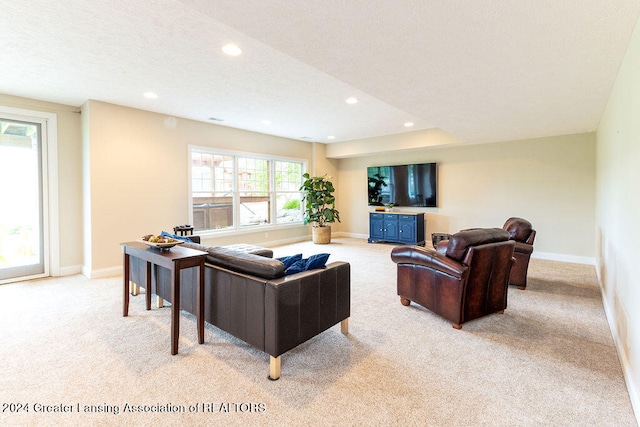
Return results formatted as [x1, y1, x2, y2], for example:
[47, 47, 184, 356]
[1, 1, 639, 145]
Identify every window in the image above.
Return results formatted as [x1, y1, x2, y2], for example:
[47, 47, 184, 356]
[238, 157, 269, 226]
[274, 160, 303, 224]
[189, 147, 305, 232]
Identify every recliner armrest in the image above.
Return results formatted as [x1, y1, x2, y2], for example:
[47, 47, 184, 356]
[391, 246, 466, 279]
[514, 241, 534, 255]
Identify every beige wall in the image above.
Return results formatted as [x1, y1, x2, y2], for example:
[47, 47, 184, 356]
[82, 101, 315, 273]
[336, 133, 596, 261]
[596, 13, 640, 414]
[0, 94, 83, 274]
[0, 94, 599, 274]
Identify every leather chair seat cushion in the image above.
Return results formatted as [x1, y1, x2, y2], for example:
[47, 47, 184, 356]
[446, 228, 510, 262]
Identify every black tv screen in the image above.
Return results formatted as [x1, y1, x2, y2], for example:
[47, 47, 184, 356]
[368, 163, 437, 207]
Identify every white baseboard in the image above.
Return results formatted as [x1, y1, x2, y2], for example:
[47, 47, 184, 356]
[81, 239, 595, 281]
[532, 251, 595, 265]
[334, 231, 370, 239]
[336, 233, 597, 266]
[58, 265, 83, 276]
[84, 266, 121, 279]
[601, 287, 640, 422]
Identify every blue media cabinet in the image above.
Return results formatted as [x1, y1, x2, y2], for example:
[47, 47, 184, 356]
[368, 212, 425, 246]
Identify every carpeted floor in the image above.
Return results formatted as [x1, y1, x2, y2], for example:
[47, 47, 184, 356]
[0, 237, 635, 426]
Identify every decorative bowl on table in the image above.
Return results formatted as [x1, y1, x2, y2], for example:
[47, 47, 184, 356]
[139, 234, 184, 251]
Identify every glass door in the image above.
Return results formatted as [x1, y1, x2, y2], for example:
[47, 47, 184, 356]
[0, 118, 46, 283]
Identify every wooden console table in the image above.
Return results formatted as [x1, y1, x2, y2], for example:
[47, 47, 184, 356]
[121, 241, 207, 355]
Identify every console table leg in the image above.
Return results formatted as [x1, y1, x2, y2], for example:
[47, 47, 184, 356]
[341, 318, 349, 334]
[197, 262, 205, 344]
[171, 268, 180, 355]
[145, 261, 151, 311]
[123, 253, 130, 316]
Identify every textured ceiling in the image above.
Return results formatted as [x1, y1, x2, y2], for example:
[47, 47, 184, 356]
[1, 0, 639, 145]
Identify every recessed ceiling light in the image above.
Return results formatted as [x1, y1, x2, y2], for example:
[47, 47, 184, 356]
[404, 122, 414, 127]
[208, 117, 224, 122]
[345, 97, 358, 104]
[262, 120, 271, 125]
[222, 44, 242, 56]
[143, 91, 158, 99]
[327, 135, 336, 140]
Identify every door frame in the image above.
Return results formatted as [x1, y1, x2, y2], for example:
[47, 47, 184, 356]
[0, 105, 59, 284]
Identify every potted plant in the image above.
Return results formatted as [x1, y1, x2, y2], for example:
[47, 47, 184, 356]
[300, 173, 341, 244]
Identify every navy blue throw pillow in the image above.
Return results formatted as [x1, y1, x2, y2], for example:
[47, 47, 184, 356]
[305, 253, 330, 270]
[285, 259, 307, 275]
[283, 253, 331, 275]
[276, 253, 303, 269]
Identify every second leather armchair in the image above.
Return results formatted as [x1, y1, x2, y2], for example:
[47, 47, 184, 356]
[391, 228, 515, 329]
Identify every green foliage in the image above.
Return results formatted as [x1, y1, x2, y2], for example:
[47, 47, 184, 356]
[368, 173, 387, 205]
[299, 173, 341, 227]
[282, 199, 300, 210]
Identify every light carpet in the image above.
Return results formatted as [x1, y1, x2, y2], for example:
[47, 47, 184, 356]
[0, 237, 635, 426]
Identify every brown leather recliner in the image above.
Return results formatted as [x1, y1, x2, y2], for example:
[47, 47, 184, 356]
[502, 217, 536, 290]
[391, 228, 515, 329]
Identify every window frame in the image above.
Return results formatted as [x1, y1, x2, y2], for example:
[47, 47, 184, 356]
[187, 145, 307, 235]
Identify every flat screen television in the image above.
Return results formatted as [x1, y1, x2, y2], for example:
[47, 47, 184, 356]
[367, 163, 437, 207]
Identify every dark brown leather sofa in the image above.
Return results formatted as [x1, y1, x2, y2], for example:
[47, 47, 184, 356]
[391, 228, 515, 329]
[502, 217, 536, 289]
[129, 244, 350, 380]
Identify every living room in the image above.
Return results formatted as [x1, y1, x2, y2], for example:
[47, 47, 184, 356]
[2, 2, 640, 425]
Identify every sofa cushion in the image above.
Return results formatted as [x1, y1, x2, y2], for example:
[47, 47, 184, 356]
[222, 243, 273, 258]
[206, 247, 285, 279]
[446, 228, 510, 262]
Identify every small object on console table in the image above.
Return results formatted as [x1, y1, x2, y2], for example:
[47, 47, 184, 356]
[173, 224, 194, 236]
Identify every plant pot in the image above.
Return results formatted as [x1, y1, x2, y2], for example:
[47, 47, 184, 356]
[312, 225, 331, 244]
